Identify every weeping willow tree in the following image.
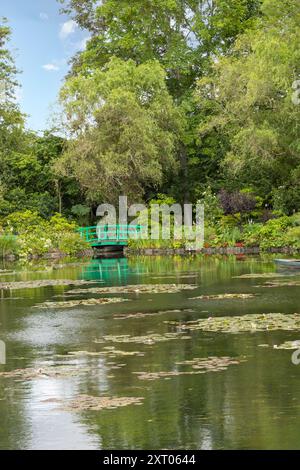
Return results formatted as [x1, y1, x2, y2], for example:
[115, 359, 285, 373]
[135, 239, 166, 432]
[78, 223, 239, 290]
[57, 58, 183, 203]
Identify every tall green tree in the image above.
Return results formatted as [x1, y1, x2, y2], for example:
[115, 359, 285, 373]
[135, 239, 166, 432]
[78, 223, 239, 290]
[60, 0, 261, 97]
[59, 1, 261, 203]
[0, 20, 83, 219]
[197, 0, 300, 212]
[57, 58, 182, 203]
[0, 19, 24, 157]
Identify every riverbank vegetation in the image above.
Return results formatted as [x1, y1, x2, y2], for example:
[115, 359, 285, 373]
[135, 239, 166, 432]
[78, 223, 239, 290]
[0, 0, 299, 257]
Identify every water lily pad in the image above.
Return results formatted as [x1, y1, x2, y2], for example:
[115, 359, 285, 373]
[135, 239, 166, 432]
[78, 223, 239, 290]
[170, 313, 300, 333]
[189, 293, 256, 301]
[256, 281, 300, 288]
[0, 280, 99, 291]
[113, 308, 195, 320]
[66, 348, 144, 358]
[233, 273, 288, 279]
[96, 332, 191, 345]
[35, 298, 130, 309]
[67, 284, 197, 295]
[134, 356, 245, 381]
[0, 366, 88, 381]
[59, 395, 144, 412]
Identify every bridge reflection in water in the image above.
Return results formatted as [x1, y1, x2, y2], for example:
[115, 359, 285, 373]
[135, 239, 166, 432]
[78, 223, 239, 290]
[80, 256, 147, 285]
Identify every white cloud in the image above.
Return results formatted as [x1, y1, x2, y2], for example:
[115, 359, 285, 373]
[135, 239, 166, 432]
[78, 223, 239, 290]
[42, 63, 60, 72]
[40, 12, 49, 21]
[59, 20, 77, 39]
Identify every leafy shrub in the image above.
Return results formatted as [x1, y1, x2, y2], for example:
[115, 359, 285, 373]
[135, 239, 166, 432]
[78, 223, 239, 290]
[71, 204, 90, 225]
[56, 231, 90, 256]
[285, 227, 300, 249]
[1, 211, 89, 258]
[242, 217, 294, 249]
[272, 184, 300, 215]
[17, 231, 52, 258]
[0, 235, 19, 258]
[290, 212, 300, 227]
[198, 187, 223, 225]
[3, 210, 46, 234]
[218, 214, 241, 229]
[218, 190, 257, 215]
[49, 213, 77, 232]
[242, 223, 263, 247]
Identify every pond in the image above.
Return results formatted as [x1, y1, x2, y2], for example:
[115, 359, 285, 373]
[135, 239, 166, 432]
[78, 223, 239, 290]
[0, 254, 300, 450]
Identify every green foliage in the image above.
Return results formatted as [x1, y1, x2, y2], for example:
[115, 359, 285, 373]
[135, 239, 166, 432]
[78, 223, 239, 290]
[241, 217, 295, 249]
[58, 0, 262, 203]
[202, 212, 300, 251]
[272, 175, 300, 215]
[1, 210, 89, 258]
[128, 238, 186, 251]
[196, 0, 300, 202]
[58, 58, 182, 202]
[198, 187, 223, 225]
[1, 3, 299, 252]
[285, 227, 300, 249]
[0, 235, 18, 258]
[3, 210, 46, 234]
[60, 0, 260, 96]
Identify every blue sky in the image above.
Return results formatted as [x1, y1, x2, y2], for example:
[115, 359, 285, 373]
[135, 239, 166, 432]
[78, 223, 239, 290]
[1, 0, 89, 132]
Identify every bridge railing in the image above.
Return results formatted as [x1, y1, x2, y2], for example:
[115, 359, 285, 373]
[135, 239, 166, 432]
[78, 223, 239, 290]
[78, 225, 144, 245]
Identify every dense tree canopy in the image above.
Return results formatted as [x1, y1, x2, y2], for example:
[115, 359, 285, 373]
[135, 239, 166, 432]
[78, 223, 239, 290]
[58, 58, 182, 202]
[1, 1, 300, 234]
[60, 0, 261, 98]
[0, 19, 85, 218]
[197, 0, 300, 212]
[0, 20, 24, 160]
[58, 0, 262, 203]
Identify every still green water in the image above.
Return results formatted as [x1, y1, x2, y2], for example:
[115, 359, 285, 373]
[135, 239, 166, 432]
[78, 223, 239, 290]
[0, 254, 300, 450]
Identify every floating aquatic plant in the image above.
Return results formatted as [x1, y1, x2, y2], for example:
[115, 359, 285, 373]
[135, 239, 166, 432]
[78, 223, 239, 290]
[0, 279, 98, 291]
[113, 308, 195, 320]
[189, 293, 256, 301]
[67, 284, 198, 295]
[96, 332, 191, 345]
[168, 313, 300, 333]
[134, 356, 245, 381]
[233, 273, 288, 279]
[59, 395, 144, 412]
[35, 297, 130, 309]
[66, 348, 144, 358]
[256, 281, 300, 288]
[0, 366, 88, 381]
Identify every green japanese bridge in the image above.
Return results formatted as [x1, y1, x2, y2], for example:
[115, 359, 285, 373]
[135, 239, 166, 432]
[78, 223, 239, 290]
[78, 225, 143, 248]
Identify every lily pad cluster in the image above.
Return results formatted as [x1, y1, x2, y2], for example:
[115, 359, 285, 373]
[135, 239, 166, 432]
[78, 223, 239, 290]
[65, 347, 144, 358]
[97, 332, 191, 345]
[189, 293, 256, 301]
[67, 284, 197, 295]
[35, 297, 130, 309]
[0, 366, 88, 380]
[233, 273, 287, 279]
[134, 356, 244, 381]
[171, 313, 300, 333]
[256, 281, 300, 288]
[113, 308, 195, 320]
[59, 395, 144, 412]
[0, 279, 98, 291]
